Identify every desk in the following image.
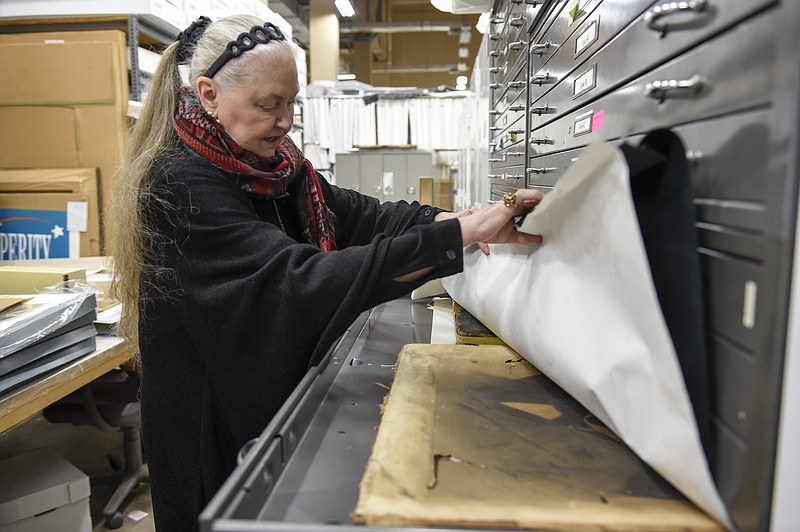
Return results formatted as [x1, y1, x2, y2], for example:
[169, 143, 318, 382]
[0, 257, 129, 433]
[0, 335, 131, 434]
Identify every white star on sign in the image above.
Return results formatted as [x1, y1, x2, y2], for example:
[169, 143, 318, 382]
[51, 224, 65, 238]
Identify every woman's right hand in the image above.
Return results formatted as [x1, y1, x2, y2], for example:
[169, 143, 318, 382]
[457, 189, 544, 255]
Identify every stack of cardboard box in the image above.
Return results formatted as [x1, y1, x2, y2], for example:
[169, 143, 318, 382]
[0, 30, 131, 258]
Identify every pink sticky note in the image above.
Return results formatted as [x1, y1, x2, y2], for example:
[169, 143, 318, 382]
[592, 109, 605, 131]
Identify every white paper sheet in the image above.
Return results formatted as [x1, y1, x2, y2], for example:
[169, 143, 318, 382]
[441, 142, 732, 528]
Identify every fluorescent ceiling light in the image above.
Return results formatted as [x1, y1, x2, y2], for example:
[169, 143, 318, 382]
[337, 73, 357, 80]
[456, 75, 467, 85]
[335, 0, 355, 17]
[430, 0, 454, 13]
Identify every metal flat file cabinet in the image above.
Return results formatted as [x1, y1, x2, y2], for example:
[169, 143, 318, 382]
[487, 0, 799, 530]
[335, 150, 433, 204]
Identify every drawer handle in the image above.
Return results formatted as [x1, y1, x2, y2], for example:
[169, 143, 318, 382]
[489, 50, 501, 57]
[525, 0, 543, 4]
[489, 82, 502, 89]
[489, 66, 502, 74]
[489, 126, 502, 131]
[530, 104, 551, 115]
[508, 151, 525, 157]
[508, 80, 526, 88]
[527, 167, 557, 174]
[509, 15, 526, 27]
[507, 40, 526, 51]
[509, 128, 525, 135]
[489, 156, 506, 162]
[530, 73, 554, 85]
[645, 0, 707, 37]
[530, 137, 554, 145]
[530, 41, 551, 55]
[644, 75, 704, 102]
[490, 33, 501, 40]
[489, 109, 502, 115]
[508, 104, 526, 112]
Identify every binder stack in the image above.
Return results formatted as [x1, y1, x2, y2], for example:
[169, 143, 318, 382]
[0, 292, 97, 395]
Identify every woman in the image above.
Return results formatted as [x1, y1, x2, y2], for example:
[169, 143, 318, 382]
[108, 14, 543, 531]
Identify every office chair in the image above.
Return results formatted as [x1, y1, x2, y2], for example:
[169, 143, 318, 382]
[42, 366, 149, 529]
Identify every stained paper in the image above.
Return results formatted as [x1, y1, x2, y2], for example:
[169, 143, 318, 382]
[441, 142, 732, 528]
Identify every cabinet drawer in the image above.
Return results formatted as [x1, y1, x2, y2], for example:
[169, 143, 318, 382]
[490, 113, 526, 153]
[529, 8, 776, 156]
[529, 0, 655, 106]
[526, 146, 586, 187]
[489, 145, 526, 169]
[673, 110, 771, 232]
[699, 246, 764, 354]
[529, 0, 605, 76]
[489, 167, 526, 190]
[491, 57, 527, 108]
[530, 0, 775, 130]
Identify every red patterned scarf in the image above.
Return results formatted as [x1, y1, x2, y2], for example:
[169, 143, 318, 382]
[173, 87, 336, 251]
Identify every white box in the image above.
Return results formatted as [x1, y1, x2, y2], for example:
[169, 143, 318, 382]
[0, 449, 91, 532]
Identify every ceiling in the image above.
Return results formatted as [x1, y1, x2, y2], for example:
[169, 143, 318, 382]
[268, 0, 483, 89]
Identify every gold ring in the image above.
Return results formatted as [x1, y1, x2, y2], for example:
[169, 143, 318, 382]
[503, 192, 517, 208]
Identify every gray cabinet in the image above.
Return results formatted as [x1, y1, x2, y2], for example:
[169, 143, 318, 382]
[335, 151, 433, 204]
[488, 1, 800, 530]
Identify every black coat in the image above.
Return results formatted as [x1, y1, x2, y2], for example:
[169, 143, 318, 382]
[138, 148, 463, 531]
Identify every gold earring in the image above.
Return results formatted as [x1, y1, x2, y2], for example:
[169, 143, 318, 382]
[205, 109, 223, 129]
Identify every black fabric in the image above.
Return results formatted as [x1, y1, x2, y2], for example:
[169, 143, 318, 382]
[138, 147, 463, 532]
[621, 129, 713, 466]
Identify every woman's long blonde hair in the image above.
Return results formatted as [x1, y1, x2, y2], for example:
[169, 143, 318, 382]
[107, 15, 296, 352]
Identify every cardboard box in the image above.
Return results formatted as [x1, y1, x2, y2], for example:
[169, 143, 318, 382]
[0, 265, 87, 294]
[0, 106, 128, 228]
[0, 42, 118, 106]
[0, 30, 128, 107]
[0, 448, 91, 532]
[0, 169, 102, 256]
[0, 193, 92, 260]
[419, 176, 434, 206]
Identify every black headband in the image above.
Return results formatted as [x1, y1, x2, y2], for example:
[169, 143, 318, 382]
[176, 16, 212, 65]
[203, 22, 286, 79]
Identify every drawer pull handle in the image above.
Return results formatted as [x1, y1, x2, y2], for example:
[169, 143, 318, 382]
[508, 81, 526, 88]
[530, 41, 551, 55]
[489, 66, 502, 73]
[489, 126, 502, 131]
[507, 40, 526, 51]
[530, 137, 554, 145]
[530, 73, 554, 85]
[489, 50, 501, 57]
[525, 0, 543, 4]
[509, 15, 526, 27]
[489, 157, 506, 162]
[644, 75, 704, 102]
[490, 33, 501, 40]
[508, 151, 525, 157]
[489, 109, 502, 116]
[530, 104, 551, 115]
[645, 0, 707, 37]
[509, 105, 526, 112]
[527, 167, 557, 174]
[489, 82, 502, 89]
[509, 128, 524, 135]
